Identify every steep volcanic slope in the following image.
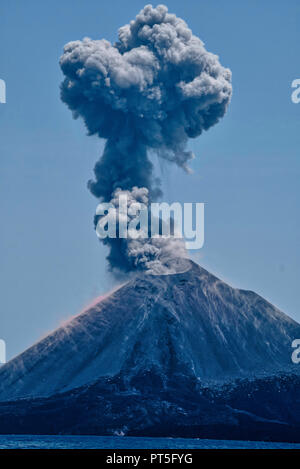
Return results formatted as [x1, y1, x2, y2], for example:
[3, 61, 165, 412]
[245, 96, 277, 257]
[0, 260, 299, 402]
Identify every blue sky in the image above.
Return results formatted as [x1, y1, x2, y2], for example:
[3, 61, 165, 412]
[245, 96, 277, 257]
[1, 0, 300, 359]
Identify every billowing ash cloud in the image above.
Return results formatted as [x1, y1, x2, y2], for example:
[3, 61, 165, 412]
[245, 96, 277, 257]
[60, 4, 232, 274]
[99, 186, 187, 274]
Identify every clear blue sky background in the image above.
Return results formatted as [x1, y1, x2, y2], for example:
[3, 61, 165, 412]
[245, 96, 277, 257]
[1, 0, 300, 360]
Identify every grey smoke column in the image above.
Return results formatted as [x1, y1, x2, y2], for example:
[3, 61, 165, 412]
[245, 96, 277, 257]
[60, 4, 232, 273]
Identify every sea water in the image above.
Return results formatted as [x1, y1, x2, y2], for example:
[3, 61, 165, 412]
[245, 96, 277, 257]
[0, 435, 299, 449]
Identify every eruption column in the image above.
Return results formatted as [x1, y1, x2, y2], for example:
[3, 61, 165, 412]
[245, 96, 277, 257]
[60, 4, 232, 274]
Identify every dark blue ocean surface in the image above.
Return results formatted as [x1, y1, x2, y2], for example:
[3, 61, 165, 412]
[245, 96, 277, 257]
[0, 435, 300, 449]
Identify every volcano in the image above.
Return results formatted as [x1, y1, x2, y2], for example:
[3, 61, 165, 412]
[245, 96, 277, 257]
[0, 260, 299, 403]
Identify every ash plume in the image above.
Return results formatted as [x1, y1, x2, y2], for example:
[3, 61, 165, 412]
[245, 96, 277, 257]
[99, 186, 187, 274]
[60, 4, 232, 274]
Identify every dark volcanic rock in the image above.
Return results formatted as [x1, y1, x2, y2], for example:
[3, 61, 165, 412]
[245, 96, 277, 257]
[0, 370, 299, 442]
